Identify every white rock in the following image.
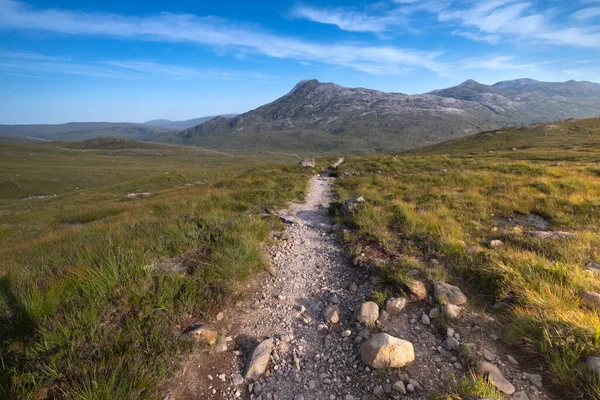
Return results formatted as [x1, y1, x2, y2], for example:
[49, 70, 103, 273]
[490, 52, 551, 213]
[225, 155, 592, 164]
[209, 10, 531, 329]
[360, 333, 415, 369]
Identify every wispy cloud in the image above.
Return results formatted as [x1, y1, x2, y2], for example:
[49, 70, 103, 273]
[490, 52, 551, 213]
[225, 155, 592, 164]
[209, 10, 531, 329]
[439, 0, 600, 48]
[571, 6, 600, 20]
[0, 0, 444, 75]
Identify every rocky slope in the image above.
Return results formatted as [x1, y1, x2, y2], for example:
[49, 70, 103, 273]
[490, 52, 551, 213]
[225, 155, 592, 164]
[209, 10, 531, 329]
[164, 78, 600, 154]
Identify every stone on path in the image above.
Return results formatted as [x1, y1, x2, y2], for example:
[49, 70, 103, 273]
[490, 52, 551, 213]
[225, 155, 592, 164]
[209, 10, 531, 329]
[392, 380, 406, 394]
[421, 313, 431, 325]
[434, 282, 467, 305]
[523, 372, 543, 388]
[188, 325, 218, 345]
[245, 338, 274, 380]
[442, 304, 462, 319]
[323, 304, 341, 323]
[513, 391, 530, 400]
[476, 361, 516, 395]
[356, 301, 379, 327]
[360, 333, 415, 369]
[385, 297, 407, 315]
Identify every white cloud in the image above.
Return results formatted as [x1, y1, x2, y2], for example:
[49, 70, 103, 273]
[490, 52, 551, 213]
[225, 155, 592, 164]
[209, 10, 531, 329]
[571, 6, 600, 20]
[0, 0, 444, 75]
[438, 0, 600, 48]
[290, 5, 408, 33]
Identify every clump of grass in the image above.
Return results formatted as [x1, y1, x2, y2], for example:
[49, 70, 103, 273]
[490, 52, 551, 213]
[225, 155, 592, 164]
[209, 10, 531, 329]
[434, 372, 506, 400]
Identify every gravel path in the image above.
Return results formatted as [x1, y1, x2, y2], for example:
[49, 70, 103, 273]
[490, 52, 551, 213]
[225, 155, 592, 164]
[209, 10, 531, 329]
[166, 171, 557, 400]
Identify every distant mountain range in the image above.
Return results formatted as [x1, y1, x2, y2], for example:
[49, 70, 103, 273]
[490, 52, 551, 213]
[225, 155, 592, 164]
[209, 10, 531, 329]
[0, 115, 237, 142]
[143, 115, 238, 130]
[2, 78, 599, 154]
[158, 78, 600, 154]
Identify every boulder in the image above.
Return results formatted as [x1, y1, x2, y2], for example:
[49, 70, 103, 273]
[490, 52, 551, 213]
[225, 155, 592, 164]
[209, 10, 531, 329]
[188, 325, 218, 345]
[244, 338, 274, 380]
[385, 297, 407, 315]
[356, 301, 379, 327]
[434, 282, 467, 305]
[299, 158, 315, 167]
[342, 197, 365, 217]
[360, 333, 415, 369]
[323, 305, 341, 324]
[476, 361, 515, 395]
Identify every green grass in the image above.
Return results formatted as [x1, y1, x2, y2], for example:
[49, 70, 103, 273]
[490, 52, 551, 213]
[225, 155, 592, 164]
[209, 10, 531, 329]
[334, 118, 600, 398]
[0, 141, 313, 398]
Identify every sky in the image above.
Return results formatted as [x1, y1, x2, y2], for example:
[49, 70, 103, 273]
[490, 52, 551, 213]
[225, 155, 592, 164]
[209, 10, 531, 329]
[0, 0, 599, 124]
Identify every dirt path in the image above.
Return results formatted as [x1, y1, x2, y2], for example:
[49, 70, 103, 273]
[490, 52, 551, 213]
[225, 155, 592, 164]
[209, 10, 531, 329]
[165, 170, 556, 400]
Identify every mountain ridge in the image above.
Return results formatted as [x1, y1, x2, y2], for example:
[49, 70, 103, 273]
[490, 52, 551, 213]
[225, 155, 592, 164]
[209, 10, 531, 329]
[160, 77, 600, 154]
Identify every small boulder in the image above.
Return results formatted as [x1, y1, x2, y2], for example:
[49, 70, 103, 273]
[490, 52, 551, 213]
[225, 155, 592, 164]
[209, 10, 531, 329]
[421, 313, 431, 325]
[360, 333, 415, 369]
[356, 302, 379, 327]
[523, 372, 542, 388]
[342, 197, 365, 217]
[392, 380, 406, 394]
[244, 338, 274, 380]
[323, 305, 341, 324]
[579, 290, 600, 308]
[299, 158, 315, 167]
[477, 361, 515, 395]
[385, 297, 407, 315]
[188, 325, 218, 345]
[585, 357, 600, 375]
[434, 282, 467, 305]
[441, 337, 460, 351]
[489, 240, 504, 248]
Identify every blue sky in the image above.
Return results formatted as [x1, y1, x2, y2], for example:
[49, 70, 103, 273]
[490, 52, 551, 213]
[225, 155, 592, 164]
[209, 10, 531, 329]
[1, 0, 599, 124]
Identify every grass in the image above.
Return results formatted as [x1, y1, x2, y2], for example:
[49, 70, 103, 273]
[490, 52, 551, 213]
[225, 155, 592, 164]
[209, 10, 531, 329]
[0, 140, 313, 398]
[334, 118, 600, 398]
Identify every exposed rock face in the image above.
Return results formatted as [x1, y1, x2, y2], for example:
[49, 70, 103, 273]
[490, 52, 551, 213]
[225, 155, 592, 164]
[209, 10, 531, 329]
[356, 301, 380, 327]
[169, 78, 600, 154]
[188, 325, 218, 345]
[360, 333, 415, 369]
[244, 338, 274, 380]
[433, 282, 467, 305]
[477, 361, 516, 395]
[526, 231, 577, 240]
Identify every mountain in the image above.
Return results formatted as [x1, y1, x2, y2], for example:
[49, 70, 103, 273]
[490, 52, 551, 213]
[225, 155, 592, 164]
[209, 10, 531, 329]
[143, 115, 237, 130]
[161, 78, 600, 154]
[0, 122, 175, 142]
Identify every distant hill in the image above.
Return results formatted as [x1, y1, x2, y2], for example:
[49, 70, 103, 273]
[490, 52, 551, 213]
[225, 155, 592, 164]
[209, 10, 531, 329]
[144, 115, 237, 130]
[414, 117, 600, 160]
[0, 122, 174, 142]
[159, 78, 600, 154]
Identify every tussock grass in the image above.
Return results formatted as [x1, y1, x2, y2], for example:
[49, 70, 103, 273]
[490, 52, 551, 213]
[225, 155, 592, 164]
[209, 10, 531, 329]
[335, 118, 600, 398]
[0, 142, 309, 398]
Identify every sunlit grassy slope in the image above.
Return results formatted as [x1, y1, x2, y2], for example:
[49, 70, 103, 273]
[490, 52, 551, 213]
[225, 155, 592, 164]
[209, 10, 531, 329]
[334, 118, 600, 399]
[0, 139, 311, 398]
